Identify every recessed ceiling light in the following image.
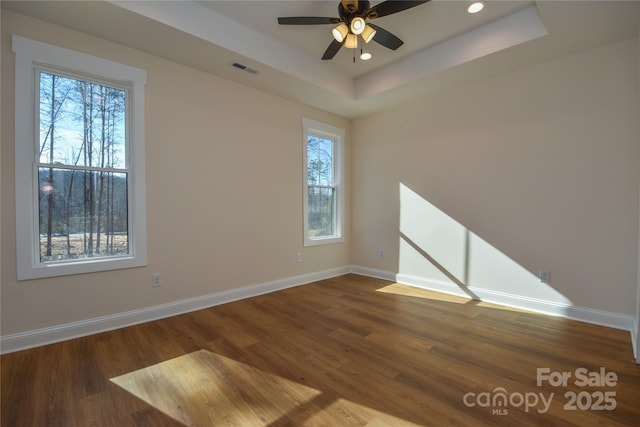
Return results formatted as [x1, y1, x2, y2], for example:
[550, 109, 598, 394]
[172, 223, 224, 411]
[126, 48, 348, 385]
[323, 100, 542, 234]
[360, 52, 372, 61]
[467, 1, 486, 14]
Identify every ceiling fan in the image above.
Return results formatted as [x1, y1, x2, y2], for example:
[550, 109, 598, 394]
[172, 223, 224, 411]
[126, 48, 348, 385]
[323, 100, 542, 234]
[278, 0, 430, 60]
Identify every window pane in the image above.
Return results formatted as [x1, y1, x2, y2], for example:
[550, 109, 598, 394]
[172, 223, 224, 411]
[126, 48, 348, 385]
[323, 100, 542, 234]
[307, 186, 335, 237]
[307, 136, 333, 186]
[38, 167, 129, 262]
[39, 71, 127, 169]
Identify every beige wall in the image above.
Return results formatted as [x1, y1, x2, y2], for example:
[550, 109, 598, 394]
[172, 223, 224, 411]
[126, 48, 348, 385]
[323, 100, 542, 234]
[2, 8, 640, 340]
[0, 5, 3, 330]
[353, 37, 639, 316]
[636, 28, 640, 361]
[0, 11, 350, 335]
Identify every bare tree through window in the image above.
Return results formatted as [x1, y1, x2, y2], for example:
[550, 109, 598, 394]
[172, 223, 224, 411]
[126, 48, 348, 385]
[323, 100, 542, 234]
[38, 71, 129, 262]
[307, 135, 336, 237]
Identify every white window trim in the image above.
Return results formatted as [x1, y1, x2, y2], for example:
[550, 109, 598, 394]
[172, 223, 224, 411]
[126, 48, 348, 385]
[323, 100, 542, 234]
[302, 117, 344, 247]
[12, 35, 147, 280]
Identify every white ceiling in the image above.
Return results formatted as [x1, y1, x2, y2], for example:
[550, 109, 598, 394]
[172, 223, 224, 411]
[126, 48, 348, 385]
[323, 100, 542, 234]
[4, 1, 639, 118]
[198, 0, 536, 79]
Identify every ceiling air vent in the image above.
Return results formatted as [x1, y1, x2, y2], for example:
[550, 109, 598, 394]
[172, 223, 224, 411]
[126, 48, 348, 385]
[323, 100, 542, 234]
[232, 62, 258, 75]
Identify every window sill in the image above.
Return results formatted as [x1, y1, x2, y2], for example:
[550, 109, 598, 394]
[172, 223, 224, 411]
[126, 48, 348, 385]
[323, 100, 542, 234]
[304, 236, 344, 247]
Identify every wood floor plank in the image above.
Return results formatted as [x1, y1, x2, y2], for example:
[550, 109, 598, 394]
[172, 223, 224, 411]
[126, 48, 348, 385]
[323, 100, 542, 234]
[2, 274, 639, 426]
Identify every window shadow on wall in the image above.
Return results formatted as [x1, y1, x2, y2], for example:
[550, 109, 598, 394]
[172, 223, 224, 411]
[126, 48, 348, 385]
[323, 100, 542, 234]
[399, 183, 572, 306]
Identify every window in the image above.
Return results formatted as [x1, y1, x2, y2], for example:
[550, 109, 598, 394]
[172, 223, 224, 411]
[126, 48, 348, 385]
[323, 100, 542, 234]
[302, 118, 344, 246]
[13, 35, 147, 280]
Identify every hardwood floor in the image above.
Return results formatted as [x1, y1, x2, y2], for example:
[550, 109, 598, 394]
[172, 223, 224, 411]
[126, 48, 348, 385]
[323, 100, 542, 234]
[2, 274, 639, 426]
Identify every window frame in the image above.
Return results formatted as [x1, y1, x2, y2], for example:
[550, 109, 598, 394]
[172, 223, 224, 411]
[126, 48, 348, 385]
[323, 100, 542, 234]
[13, 35, 147, 280]
[302, 117, 344, 247]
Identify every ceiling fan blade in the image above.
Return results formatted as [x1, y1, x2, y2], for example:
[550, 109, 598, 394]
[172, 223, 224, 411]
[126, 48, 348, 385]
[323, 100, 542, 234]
[322, 39, 344, 60]
[367, 0, 430, 19]
[369, 24, 403, 50]
[278, 17, 341, 25]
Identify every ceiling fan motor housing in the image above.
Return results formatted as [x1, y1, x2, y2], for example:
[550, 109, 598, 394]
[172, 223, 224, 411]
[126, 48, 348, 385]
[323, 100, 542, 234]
[339, 0, 371, 27]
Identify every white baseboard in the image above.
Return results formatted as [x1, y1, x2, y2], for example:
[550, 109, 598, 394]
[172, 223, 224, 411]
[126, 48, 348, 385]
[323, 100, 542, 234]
[0, 266, 351, 354]
[2, 265, 635, 355]
[350, 265, 397, 282]
[353, 266, 635, 332]
[632, 320, 640, 364]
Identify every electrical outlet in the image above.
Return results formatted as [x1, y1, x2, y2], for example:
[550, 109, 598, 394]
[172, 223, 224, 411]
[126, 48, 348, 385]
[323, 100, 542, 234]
[539, 269, 551, 284]
[152, 273, 162, 287]
[296, 253, 302, 263]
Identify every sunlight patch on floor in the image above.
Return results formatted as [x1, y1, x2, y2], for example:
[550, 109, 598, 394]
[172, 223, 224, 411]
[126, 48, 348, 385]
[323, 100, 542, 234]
[111, 349, 322, 425]
[377, 282, 473, 304]
[376, 282, 531, 313]
[111, 349, 420, 426]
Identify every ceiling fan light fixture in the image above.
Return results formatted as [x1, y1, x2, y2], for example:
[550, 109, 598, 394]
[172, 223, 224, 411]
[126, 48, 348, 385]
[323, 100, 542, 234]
[345, 33, 358, 49]
[361, 24, 376, 43]
[332, 23, 349, 42]
[350, 16, 366, 35]
[277, 0, 430, 61]
[467, 1, 486, 14]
